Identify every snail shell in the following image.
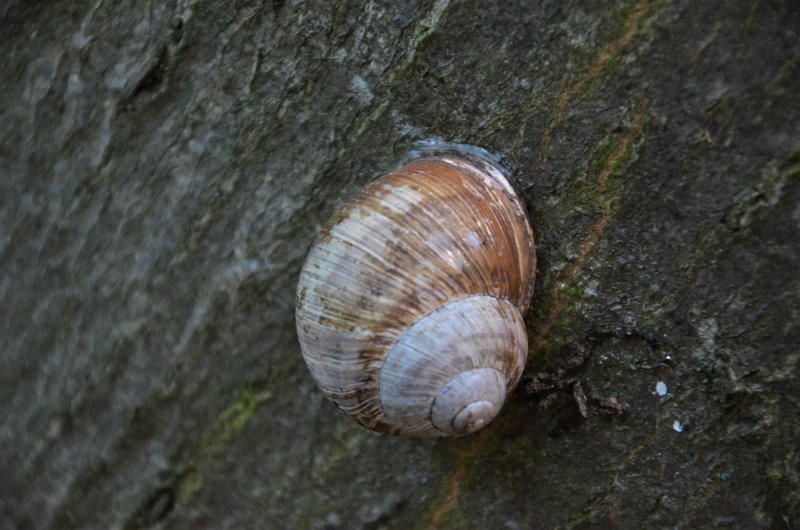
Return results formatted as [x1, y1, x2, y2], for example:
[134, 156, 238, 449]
[295, 148, 536, 437]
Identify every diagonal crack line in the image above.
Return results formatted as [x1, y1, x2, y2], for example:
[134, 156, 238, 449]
[534, 0, 651, 171]
[428, 430, 487, 529]
[530, 100, 649, 357]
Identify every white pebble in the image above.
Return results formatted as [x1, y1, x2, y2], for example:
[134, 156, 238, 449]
[656, 381, 668, 396]
[673, 420, 684, 432]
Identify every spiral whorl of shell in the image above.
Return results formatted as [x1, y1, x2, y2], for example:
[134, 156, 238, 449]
[295, 150, 535, 437]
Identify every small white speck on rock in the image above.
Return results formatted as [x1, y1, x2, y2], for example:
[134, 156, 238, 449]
[673, 420, 684, 432]
[656, 381, 668, 396]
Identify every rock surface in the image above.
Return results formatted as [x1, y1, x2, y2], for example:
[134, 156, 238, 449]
[1, 1, 798, 528]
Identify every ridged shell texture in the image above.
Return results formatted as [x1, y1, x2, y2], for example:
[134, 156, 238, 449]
[295, 152, 535, 437]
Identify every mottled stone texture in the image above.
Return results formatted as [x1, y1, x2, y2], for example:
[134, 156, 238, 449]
[1, 0, 798, 528]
